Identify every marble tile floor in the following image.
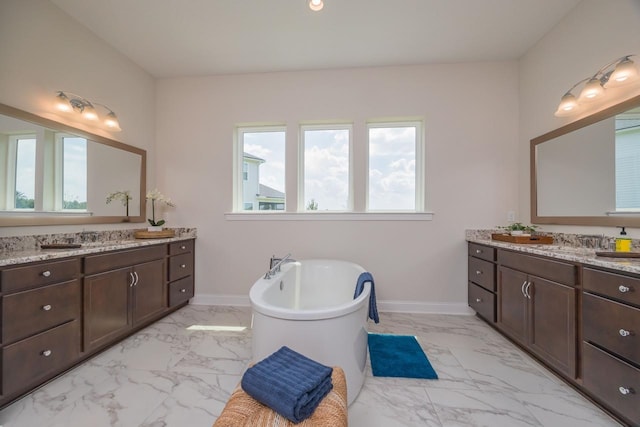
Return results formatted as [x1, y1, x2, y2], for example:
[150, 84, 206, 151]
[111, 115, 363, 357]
[0, 305, 624, 427]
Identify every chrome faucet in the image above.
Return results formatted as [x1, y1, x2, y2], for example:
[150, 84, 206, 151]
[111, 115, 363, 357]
[264, 253, 296, 279]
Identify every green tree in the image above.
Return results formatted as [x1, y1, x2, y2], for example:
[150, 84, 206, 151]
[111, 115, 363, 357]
[15, 191, 34, 208]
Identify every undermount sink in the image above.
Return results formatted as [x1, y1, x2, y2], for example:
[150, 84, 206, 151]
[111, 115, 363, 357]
[595, 251, 640, 259]
[40, 243, 82, 249]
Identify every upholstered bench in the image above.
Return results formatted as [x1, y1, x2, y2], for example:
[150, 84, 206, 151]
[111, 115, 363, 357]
[213, 366, 348, 427]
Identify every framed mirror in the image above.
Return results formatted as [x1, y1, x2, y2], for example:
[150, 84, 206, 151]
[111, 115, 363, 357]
[531, 94, 640, 226]
[0, 103, 146, 226]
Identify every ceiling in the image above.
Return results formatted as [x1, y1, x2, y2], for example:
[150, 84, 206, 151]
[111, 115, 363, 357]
[51, 0, 581, 78]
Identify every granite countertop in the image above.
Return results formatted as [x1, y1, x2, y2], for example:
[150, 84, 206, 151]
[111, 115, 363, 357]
[0, 228, 196, 267]
[467, 234, 640, 275]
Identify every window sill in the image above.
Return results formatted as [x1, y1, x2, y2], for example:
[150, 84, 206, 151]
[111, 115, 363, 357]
[225, 212, 434, 221]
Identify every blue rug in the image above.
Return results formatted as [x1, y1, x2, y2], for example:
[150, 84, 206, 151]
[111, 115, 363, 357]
[368, 333, 438, 379]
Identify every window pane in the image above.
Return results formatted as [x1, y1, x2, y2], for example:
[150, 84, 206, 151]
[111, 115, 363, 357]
[15, 138, 36, 209]
[303, 128, 350, 211]
[616, 122, 640, 210]
[62, 137, 87, 210]
[368, 126, 416, 211]
[241, 129, 285, 211]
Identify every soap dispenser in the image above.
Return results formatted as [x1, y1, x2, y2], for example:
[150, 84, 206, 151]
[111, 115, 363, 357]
[615, 226, 631, 252]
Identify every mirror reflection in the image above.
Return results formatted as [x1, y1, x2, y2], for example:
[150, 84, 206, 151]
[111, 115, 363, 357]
[532, 95, 640, 226]
[0, 103, 146, 226]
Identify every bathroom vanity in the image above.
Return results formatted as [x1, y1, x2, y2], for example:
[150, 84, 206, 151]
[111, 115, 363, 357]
[0, 231, 195, 408]
[467, 233, 639, 426]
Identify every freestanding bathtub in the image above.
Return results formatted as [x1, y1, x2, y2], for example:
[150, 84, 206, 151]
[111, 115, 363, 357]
[249, 259, 371, 405]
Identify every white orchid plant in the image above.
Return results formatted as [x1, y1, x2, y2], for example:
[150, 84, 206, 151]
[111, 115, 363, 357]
[106, 190, 132, 216]
[146, 189, 175, 227]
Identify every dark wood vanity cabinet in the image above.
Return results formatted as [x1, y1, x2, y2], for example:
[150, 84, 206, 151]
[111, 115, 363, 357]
[83, 246, 166, 352]
[496, 250, 578, 379]
[0, 238, 195, 409]
[582, 267, 640, 425]
[467, 243, 496, 322]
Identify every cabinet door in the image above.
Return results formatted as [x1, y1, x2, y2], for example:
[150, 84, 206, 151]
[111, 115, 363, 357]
[497, 266, 528, 344]
[528, 276, 577, 378]
[84, 267, 132, 351]
[132, 259, 166, 326]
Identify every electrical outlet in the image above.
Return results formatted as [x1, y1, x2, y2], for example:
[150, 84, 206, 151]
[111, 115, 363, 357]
[507, 211, 515, 222]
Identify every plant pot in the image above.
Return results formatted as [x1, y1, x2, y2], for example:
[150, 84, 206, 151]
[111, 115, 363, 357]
[510, 230, 524, 236]
[147, 226, 163, 232]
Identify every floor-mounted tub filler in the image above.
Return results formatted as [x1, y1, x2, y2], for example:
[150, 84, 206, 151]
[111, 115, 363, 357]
[249, 259, 371, 405]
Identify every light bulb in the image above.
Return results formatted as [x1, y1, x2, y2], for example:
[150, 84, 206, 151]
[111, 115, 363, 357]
[82, 104, 98, 121]
[605, 58, 638, 88]
[309, 0, 324, 11]
[104, 111, 121, 131]
[578, 78, 604, 102]
[55, 92, 72, 112]
[554, 93, 579, 117]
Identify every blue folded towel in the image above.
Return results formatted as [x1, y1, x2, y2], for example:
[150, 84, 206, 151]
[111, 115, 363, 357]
[241, 346, 333, 423]
[354, 271, 379, 323]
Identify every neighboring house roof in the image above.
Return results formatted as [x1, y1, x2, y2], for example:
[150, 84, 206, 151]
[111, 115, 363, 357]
[258, 184, 284, 200]
[243, 152, 265, 163]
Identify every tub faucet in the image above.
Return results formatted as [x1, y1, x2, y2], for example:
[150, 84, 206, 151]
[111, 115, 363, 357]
[265, 253, 295, 279]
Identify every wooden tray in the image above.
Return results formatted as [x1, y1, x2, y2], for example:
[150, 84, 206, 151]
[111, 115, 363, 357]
[133, 229, 175, 239]
[595, 251, 640, 258]
[491, 233, 554, 244]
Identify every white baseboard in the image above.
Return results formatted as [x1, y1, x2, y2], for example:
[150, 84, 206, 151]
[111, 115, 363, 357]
[190, 293, 474, 315]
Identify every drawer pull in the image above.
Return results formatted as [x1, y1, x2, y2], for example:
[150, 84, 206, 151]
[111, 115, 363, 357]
[181, 245, 186, 250]
[181, 264, 186, 268]
[618, 285, 630, 293]
[475, 270, 482, 275]
[41, 349, 52, 357]
[619, 329, 632, 337]
[41, 270, 51, 277]
[180, 288, 187, 293]
[618, 386, 634, 395]
[42, 304, 52, 311]
[475, 298, 482, 303]
[475, 249, 482, 254]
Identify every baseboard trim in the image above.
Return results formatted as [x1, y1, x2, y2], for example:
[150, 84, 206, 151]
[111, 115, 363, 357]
[191, 294, 474, 315]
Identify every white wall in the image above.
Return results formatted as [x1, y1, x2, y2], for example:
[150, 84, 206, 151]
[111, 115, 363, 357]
[156, 63, 520, 310]
[0, 0, 156, 236]
[519, 0, 640, 237]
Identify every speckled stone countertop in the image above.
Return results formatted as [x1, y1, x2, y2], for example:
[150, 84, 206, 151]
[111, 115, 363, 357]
[0, 228, 197, 267]
[466, 229, 640, 275]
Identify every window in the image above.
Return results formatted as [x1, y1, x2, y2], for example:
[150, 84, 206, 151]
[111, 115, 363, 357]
[236, 126, 286, 211]
[61, 136, 87, 210]
[615, 118, 640, 211]
[14, 136, 36, 209]
[301, 125, 351, 211]
[368, 122, 422, 211]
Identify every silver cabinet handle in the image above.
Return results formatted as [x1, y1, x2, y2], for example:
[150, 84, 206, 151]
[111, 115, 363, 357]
[521, 280, 528, 297]
[129, 272, 135, 287]
[525, 282, 532, 299]
[181, 245, 186, 250]
[181, 264, 186, 268]
[475, 270, 482, 275]
[475, 249, 482, 254]
[619, 285, 630, 293]
[619, 329, 632, 337]
[42, 304, 52, 311]
[41, 270, 51, 277]
[180, 288, 187, 293]
[42, 350, 52, 357]
[133, 271, 139, 286]
[619, 386, 634, 395]
[475, 298, 482, 303]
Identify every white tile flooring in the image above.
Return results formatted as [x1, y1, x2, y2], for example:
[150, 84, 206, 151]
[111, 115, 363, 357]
[0, 305, 624, 427]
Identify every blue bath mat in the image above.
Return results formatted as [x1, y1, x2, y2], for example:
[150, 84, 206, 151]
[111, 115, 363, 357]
[368, 333, 438, 379]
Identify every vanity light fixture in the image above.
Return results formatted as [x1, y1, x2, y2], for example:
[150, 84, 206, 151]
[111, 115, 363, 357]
[554, 55, 639, 117]
[309, 0, 324, 11]
[54, 91, 121, 131]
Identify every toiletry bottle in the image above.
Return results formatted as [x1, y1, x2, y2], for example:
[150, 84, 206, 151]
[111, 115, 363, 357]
[615, 226, 631, 252]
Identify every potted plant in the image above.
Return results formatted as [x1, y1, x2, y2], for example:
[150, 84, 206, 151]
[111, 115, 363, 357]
[146, 189, 175, 231]
[106, 190, 132, 217]
[497, 222, 538, 236]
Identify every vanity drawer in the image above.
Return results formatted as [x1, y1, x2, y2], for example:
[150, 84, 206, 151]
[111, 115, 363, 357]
[584, 268, 640, 308]
[583, 342, 640, 425]
[468, 282, 495, 322]
[169, 253, 194, 282]
[2, 279, 81, 344]
[84, 245, 165, 275]
[583, 293, 640, 364]
[468, 243, 495, 262]
[468, 257, 495, 291]
[169, 276, 194, 307]
[169, 240, 194, 256]
[498, 250, 576, 286]
[1, 258, 80, 293]
[3, 320, 80, 396]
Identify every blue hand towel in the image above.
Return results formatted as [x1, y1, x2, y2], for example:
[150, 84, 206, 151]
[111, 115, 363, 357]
[354, 271, 379, 323]
[241, 346, 333, 423]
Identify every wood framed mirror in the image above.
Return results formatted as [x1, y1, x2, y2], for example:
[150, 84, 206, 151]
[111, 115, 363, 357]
[0, 103, 146, 226]
[531, 94, 640, 227]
